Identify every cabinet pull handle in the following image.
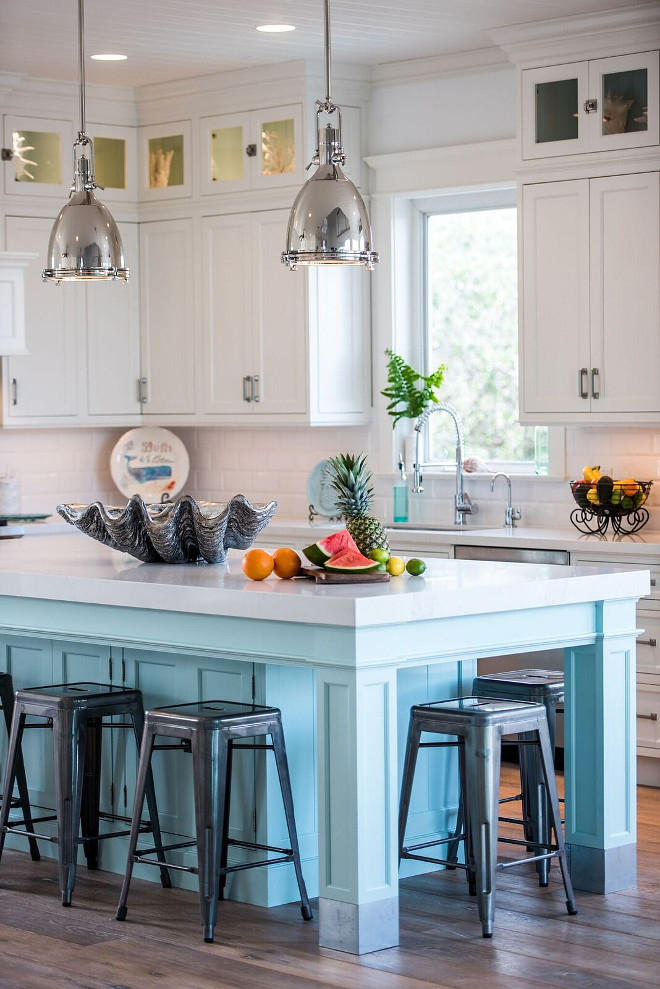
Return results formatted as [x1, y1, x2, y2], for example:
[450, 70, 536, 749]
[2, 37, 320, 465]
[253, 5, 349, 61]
[637, 712, 658, 721]
[243, 375, 252, 402]
[638, 638, 657, 647]
[651, 579, 656, 587]
[591, 367, 600, 400]
[252, 374, 260, 403]
[10, 378, 18, 406]
[138, 377, 148, 404]
[579, 367, 589, 399]
[584, 98, 598, 114]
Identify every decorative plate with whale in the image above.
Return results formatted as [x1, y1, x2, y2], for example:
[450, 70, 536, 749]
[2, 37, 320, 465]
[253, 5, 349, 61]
[110, 427, 189, 502]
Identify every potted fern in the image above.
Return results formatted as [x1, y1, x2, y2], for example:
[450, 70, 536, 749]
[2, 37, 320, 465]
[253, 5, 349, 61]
[381, 349, 447, 467]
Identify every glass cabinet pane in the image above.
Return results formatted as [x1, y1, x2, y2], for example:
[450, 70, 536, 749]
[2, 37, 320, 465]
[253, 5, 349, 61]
[210, 125, 243, 183]
[535, 79, 579, 145]
[11, 129, 61, 184]
[260, 117, 295, 176]
[601, 68, 648, 135]
[148, 134, 184, 188]
[94, 136, 126, 189]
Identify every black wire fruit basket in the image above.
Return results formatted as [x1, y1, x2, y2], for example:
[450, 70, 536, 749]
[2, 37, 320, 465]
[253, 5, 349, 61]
[569, 479, 653, 535]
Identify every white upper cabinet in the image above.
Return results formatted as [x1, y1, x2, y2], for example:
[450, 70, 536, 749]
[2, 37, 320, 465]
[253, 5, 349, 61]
[520, 170, 660, 420]
[139, 218, 196, 416]
[0, 253, 34, 356]
[2, 114, 74, 199]
[522, 51, 659, 160]
[199, 105, 304, 195]
[86, 222, 141, 418]
[201, 208, 370, 425]
[3, 215, 84, 421]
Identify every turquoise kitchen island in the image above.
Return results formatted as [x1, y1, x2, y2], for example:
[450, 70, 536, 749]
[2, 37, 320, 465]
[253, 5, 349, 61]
[0, 532, 649, 954]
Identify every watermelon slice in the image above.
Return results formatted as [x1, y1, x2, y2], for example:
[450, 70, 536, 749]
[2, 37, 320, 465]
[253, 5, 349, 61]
[303, 528, 359, 567]
[324, 548, 380, 573]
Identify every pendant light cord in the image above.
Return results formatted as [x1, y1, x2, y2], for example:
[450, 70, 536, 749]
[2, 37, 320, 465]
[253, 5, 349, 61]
[323, 0, 331, 106]
[78, 0, 86, 137]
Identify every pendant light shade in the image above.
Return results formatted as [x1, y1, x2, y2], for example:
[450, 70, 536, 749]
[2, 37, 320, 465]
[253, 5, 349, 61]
[43, 0, 128, 283]
[282, 0, 378, 270]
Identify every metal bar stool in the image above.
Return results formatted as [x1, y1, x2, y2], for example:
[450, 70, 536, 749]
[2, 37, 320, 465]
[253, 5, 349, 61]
[473, 669, 565, 884]
[398, 696, 576, 938]
[0, 682, 171, 905]
[116, 699, 313, 943]
[0, 673, 39, 862]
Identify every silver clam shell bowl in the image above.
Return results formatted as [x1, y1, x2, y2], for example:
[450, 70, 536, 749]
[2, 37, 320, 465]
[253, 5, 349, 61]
[57, 494, 278, 564]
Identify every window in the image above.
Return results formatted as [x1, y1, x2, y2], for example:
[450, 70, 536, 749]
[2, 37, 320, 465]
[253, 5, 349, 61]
[422, 190, 546, 473]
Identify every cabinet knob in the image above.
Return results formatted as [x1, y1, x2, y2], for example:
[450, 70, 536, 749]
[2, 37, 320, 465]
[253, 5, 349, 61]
[651, 578, 656, 587]
[245, 144, 257, 158]
[584, 99, 598, 114]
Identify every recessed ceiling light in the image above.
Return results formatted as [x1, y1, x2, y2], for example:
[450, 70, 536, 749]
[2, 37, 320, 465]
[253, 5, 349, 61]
[256, 24, 296, 33]
[91, 53, 128, 61]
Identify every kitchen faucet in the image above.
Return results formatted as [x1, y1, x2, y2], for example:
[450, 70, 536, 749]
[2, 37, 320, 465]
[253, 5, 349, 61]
[413, 403, 474, 526]
[490, 472, 522, 528]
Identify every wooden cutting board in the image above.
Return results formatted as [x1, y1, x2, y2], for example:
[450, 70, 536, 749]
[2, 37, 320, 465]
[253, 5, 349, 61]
[298, 566, 390, 584]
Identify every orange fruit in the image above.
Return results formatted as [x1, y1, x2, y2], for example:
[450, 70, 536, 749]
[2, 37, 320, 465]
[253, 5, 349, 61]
[242, 548, 274, 581]
[272, 547, 302, 579]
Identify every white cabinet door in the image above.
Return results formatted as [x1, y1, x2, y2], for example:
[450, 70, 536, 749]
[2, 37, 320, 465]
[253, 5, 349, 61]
[201, 213, 253, 414]
[4, 215, 84, 419]
[139, 218, 196, 415]
[590, 171, 660, 414]
[521, 181, 591, 414]
[87, 222, 141, 417]
[521, 61, 590, 160]
[252, 210, 307, 415]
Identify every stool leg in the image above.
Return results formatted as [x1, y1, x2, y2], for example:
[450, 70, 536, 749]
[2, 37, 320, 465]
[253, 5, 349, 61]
[398, 714, 422, 864]
[192, 728, 228, 943]
[521, 729, 551, 886]
[130, 703, 171, 889]
[0, 709, 27, 862]
[270, 721, 313, 921]
[465, 724, 501, 938]
[80, 716, 102, 871]
[116, 723, 157, 922]
[0, 684, 39, 862]
[53, 709, 87, 906]
[217, 739, 233, 902]
[537, 724, 577, 917]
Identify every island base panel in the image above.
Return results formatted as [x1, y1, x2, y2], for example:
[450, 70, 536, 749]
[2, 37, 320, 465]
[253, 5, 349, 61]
[567, 841, 637, 893]
[318, 895, 399, 953]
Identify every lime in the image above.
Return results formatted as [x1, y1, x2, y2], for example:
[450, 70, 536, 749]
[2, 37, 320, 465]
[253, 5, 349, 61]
[369, 548, 390, 564]
[376, 562, 387, 572]
[386, 556, 406, 576]
[406, 558, 426, 576]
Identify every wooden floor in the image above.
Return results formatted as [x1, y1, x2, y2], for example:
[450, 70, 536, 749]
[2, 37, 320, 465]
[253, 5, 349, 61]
[0, 769, 658, 989]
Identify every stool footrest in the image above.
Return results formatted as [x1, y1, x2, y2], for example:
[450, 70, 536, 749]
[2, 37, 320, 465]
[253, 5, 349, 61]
[401, 850, 467, 870]
[497, 849, 561, 870]
[403, 834, 463, 854]
[228, 838, 292, 856]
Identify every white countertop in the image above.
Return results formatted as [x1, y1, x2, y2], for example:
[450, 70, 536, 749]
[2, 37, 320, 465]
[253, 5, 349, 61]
[0, 531, 650, 628]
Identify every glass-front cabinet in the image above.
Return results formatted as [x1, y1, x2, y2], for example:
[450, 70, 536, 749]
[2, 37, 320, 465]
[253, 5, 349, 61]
[200, 104, 303, 194]
[522, 50, 659, 159]
[2, 115, 73, 198]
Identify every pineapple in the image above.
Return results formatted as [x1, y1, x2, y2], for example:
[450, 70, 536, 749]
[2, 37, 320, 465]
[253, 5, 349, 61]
[326, 453, 390, 557]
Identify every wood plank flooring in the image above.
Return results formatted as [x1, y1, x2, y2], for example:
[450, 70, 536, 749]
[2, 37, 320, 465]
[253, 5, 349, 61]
[0, 769, 658, 989]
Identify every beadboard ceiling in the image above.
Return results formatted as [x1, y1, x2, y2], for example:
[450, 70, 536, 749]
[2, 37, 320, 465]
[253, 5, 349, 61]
[0, 0, 646, 89]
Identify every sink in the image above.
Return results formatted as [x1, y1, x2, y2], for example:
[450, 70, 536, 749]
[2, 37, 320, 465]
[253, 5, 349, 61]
[387, 522, 496, 533]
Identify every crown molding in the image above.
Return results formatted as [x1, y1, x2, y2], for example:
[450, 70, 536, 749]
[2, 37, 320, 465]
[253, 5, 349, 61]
[490, 3, 660, 66]
[371, 47, 511, 87]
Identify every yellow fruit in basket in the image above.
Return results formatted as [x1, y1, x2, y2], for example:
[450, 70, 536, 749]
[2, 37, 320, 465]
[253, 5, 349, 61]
[619, 479, 639, 497]
[583, 465, 601, 482]
[586, 487, 600, 505]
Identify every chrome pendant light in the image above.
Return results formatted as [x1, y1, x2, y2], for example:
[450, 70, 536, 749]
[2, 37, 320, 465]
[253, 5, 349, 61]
[281, 0, 378, 270]
[43, 0, 128, 283]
